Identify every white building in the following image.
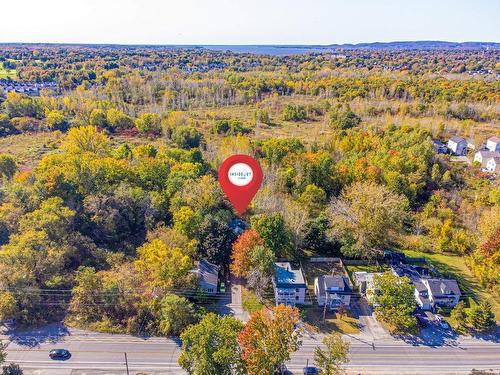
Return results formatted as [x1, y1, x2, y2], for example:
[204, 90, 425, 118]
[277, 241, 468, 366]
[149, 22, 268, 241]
[314, 275, 351, 310]
[273, 262, 307, 306]
[353, 272, 383, 304]
[486, 157, 500, 173]
[473, 150, 498, 166]
[486, 136, 500, 153]
[447, 136, 467, 156]
[414, 278, 461, 311]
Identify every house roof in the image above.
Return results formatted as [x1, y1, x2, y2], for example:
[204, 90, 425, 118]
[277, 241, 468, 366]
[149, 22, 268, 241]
[193, 259, 219, 287]
[315, 275, 350, 297]
[426, 279, 461, 297]
[449, 136, 466, 144]
[275, 262, 306, 288]
[488, 136, 500, 143]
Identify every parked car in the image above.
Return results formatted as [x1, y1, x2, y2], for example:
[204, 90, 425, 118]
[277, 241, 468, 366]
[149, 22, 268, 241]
[274, 364, 288, 374]
[303, 366, 319, 374]
[219, 281, 226, 293]
[49, 349, 71, 360]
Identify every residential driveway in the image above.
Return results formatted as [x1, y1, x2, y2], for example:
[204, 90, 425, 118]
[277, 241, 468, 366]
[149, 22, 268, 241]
[215, 275, 249, 322]
[351, 296, 391, 341]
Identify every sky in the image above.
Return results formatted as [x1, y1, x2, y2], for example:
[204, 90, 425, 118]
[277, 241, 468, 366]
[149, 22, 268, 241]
[0, 0, 499, 45]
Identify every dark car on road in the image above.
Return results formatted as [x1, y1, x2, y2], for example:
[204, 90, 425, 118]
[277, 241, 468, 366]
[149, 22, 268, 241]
[303, 366, 319, 374]
[49, 349, 71, 360]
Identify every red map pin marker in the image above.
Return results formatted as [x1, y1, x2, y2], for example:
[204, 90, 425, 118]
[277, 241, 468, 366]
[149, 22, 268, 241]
[218, 155, 263, 215]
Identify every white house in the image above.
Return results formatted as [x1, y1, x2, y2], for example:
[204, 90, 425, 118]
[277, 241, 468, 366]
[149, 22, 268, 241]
[414, 278, 461, 311]
[474, 150, 498, 167]
[314, 275, 351, 310]
[486, 136, 500, 153]
[273, 262, 307, 306]
[353, 272, 383, 304]
[191, 259, 219, 295]
[447, 136, 467, 156]
[486, 156, 500, 173]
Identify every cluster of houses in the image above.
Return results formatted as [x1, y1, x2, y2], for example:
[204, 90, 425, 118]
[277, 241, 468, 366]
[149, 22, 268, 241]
[434, 135, 500, 173]
[191, 255, 462, 317]
[268, 259, 461, 314]
[0, 80, 57, 96]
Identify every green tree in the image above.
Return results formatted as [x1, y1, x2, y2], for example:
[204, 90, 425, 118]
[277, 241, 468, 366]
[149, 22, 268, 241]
[282, 104, 307, 121]
[172, 126, 203, 149]
[450, 301, 468, 334]
[135, 113, 161, 135]
[373, 272, 418, 335]
[2, 363, 23, 375]
[329, 106, 361, 130]
[45, 110, 68, 131]
[251, 213, 293, 258]
[158, 294, 198, 336]
[0, 154, 17, 179]
[179, 313, 245, 375]
[89, 108, 108, 128]
[328, 182, 409, 259]
[106, 109, 134, 130]
[468, 301, 496, 333]
[196, 215, 236, 268]
[314, 333, 350, 375]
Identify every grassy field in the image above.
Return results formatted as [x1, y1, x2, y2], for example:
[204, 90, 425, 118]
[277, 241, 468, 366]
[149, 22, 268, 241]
[0, 132, 63, 169]
[302, 307, 360, 334]
[0, 62, 17, 79]
[403, 250, 500, 320]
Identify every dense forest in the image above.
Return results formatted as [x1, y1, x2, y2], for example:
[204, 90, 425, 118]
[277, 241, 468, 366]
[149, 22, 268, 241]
[0, 45, 498, 341]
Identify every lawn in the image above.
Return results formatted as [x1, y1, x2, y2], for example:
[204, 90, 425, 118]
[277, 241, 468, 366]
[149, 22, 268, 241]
[302, 307, 360, 334]
[403, 250, 500, 320]
[0, 132, 63, 169]
[0, 62, 17, 79]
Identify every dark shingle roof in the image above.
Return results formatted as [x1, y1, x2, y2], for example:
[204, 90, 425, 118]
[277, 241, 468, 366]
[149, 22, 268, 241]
[426, 279, 461, 297]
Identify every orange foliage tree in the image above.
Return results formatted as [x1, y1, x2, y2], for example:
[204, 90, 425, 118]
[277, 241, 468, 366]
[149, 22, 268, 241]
[230, 229, 264, 277]
[238, 305, 302, 375]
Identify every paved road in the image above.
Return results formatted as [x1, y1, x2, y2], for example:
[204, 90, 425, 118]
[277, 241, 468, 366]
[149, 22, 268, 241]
[2, 327, 499, 374]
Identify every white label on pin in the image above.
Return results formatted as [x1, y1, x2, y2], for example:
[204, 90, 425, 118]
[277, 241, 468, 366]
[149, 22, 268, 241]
[228, 163, 253, 186]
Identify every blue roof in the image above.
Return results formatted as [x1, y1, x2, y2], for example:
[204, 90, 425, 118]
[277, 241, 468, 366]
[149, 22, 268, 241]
[275, 262, 306, 288]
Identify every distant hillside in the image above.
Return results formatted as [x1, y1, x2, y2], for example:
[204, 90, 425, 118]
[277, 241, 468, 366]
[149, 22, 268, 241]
[327, 40, 500, 50]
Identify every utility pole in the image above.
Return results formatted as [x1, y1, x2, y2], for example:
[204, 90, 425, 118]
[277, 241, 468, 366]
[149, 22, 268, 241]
[124, 352, 130, 375]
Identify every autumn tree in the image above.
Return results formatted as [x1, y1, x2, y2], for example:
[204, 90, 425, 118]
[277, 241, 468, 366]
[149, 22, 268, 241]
[238, 305, 302, 375]
[61, 125, 110, 155]
[328, 182, 409, 259]
[314, 333, 350, 375]
[157, 294, 198, 336]
[230, 229, 265, 278]
[179, 313, 245, 375]
[135, 238, 194, 290]
[373, 272, 418, 335]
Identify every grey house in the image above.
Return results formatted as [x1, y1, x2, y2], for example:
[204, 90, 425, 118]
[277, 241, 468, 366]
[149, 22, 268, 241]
[314, 275, 351, 310]
[447, 136, 467, 156]
[192, 259, 219, 295]
[414, 278, 461, 311]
